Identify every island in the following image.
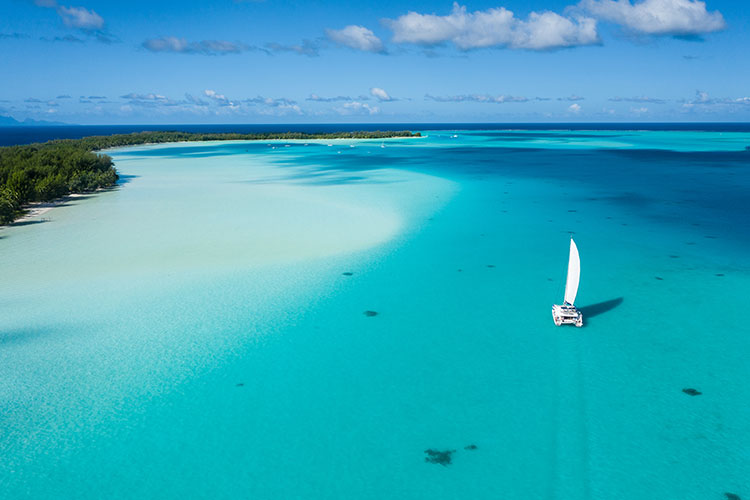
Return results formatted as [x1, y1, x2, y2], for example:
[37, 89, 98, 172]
[0, 130, 419, 225]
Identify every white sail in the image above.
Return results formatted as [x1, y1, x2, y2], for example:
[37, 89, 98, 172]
[564, 238, 580, 305]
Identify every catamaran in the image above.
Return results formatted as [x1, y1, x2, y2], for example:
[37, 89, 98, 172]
[552, 238, 583, 327]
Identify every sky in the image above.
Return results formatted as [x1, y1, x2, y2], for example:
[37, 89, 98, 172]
[0, 0, 748, 124]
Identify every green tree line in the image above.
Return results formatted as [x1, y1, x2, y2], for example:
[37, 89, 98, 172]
[0, 130, 418, 224]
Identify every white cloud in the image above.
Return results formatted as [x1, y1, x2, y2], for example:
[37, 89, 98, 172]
[143, 37, 248, 55]
[682, 90, 750, 107]
[204, 89, 237, 107]
[609, 95, 667, 103]
[558, 95, 585, 101]
[121, 93, 168, 101]
[384, 2, 599, 50]
[57, 5, 104, 30]
[425, 93, 529, 103]
[185, 93, 209, 107]
[578, 0, 725, 36]
[245, 96, 300, 112]
[370, 87, 393, 101]
[119, 93, 184, 107]
[307, 94, 356, 102]
[265, 40, 320, 56]
[118, 91, 233, 114]
[256, 102, 302, 115]
[326, 25, 384, 53]
[337, 102, 380, 115]
[568, 103, 582, 113]
[630, 106, 649, 114]
[33, 1, 110, 40]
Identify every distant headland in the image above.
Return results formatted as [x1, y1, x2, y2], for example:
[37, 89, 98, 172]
[0, 130, 419, 225]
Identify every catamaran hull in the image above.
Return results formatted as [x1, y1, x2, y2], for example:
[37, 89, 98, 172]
[552, 304, 583, 327]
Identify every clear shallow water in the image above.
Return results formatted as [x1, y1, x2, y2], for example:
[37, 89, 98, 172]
[1, 130, 749, 499]
[2, 122, 750, 147]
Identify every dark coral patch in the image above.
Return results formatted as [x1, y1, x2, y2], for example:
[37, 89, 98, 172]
[716, 273, 725, 277]
[363, 310, 378, 317]
[464, 444, 478, 451]
[655, 277, 664, 281]
[342, 272, 353, 276]
[424, 449, 455, 466]
[236, 383, 244, 387]
[725, 493, 741, 500]
[487, 264, 495, 268]
[683, 388, 702, 396]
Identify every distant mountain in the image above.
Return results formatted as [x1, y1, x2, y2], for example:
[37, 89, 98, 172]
[0, 115, 19, 126]
[0, 115, 70, 126]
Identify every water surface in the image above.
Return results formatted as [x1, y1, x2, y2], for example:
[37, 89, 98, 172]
[1, 130, 748, 499]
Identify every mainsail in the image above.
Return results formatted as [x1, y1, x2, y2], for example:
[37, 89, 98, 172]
[564, 238, 580, 305]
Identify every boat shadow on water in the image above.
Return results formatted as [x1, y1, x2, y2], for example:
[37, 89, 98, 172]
[579, 297, 624, 321]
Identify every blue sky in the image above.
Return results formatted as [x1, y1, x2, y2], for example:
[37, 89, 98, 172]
[1, 0, 748, 124]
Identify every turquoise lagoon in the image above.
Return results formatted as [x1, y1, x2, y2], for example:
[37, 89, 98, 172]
[1, 130, 749, 499]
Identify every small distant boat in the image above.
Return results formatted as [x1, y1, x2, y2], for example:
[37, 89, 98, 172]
[451, 134, 458, 138]
[381, 142, 386, 148]
[552, 238, 583, 327]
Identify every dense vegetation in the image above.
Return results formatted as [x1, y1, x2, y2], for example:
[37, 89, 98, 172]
[0, 130, 418, 224]
[0, 143, 117, 224]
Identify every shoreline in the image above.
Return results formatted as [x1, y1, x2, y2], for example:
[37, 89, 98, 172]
[12, 193, 89, 225]
[2, 134, 431, 229]
[1, 130, 419, 227]
[99, 134, 425, 154]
